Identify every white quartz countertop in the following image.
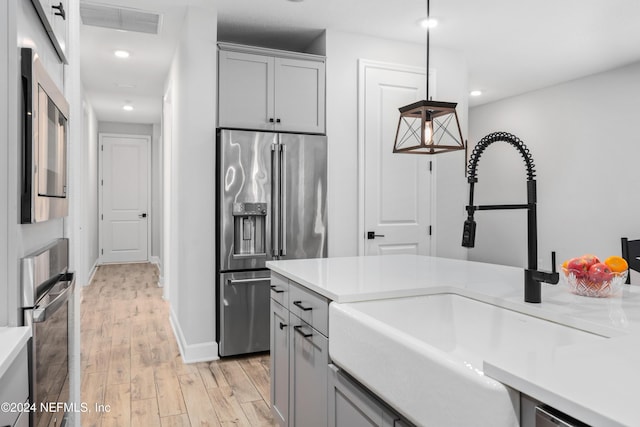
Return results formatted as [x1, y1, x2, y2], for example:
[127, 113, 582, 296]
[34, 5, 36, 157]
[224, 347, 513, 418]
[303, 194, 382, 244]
[0, 327, 31, 379]
[267, 255, 640, 427]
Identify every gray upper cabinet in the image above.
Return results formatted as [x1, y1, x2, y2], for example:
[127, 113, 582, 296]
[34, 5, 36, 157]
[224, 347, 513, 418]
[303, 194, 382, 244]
[30, 0, 69, 63]
[218, 43, 326, 134]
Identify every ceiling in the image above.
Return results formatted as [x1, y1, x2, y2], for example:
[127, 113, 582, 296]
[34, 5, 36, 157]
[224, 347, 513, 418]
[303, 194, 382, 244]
[80, 0, 640, 124]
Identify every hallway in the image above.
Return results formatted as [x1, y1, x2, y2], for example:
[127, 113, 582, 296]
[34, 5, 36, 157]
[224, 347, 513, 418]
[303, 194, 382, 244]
[80, 263, 274, 426]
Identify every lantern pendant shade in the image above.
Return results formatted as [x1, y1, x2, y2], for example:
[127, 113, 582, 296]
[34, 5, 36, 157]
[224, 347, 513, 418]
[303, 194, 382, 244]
[393, 100, 465, 155]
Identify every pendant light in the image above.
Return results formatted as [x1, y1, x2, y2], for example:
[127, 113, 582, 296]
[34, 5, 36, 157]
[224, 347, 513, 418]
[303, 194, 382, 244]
[392, 0, 465, 155]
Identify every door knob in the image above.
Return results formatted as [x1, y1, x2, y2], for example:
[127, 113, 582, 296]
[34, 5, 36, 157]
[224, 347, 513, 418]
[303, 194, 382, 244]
[367, 231, 385, 240]
[139, 213, 147, 218]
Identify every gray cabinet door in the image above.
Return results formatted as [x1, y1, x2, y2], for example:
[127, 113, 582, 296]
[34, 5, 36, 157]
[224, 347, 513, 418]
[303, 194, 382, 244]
[270, 299, 290, 426]
[289, 314, 329, 427]
[218, 50, 275, 130]
[328, 364, 396, 427]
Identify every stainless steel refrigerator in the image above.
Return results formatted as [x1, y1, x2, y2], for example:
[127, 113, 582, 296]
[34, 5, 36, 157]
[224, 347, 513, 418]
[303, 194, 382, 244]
[216, 128, 327, 357]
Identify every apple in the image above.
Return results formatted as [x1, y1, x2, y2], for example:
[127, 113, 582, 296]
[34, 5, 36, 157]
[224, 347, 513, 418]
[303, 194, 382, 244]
[580, 254, 601, 269]
[588, 262, 613, 284]
[566, 257, 590, 278]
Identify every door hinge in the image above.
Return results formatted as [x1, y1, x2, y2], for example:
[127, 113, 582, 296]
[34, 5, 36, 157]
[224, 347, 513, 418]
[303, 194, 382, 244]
[429, 161, 433, 172]
[101, 179, 103, 186]
[101, 249, 104, 255]
[101, 145, 103, 151]
[101, 214, 103, 220]
[429, 225, 432, 236]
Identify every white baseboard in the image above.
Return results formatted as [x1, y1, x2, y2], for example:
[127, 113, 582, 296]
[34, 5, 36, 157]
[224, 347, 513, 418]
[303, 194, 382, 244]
[149, 256, 162, 287]
[169, 307, 219, 363]
[86, 260, 99, 286]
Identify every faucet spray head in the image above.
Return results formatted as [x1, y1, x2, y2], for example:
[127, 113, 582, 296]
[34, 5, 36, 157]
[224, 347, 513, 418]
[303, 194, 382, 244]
[461, 214, 476, 248]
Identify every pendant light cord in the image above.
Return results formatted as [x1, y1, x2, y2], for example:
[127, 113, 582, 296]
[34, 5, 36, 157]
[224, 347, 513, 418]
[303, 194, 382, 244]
[426, 0, 430, 101]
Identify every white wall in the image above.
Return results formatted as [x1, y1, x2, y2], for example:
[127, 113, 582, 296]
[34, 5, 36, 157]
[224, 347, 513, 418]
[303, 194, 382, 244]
[98, 121, 153, 135]
[82, 99, 99, 280]
[165, 4, 218, 362]
[469, 61, 640, 271]
[324, 30, 468, 259]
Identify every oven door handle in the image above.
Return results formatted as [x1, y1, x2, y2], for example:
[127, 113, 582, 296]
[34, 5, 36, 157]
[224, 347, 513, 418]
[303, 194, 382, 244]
[33, 273, 75, 323]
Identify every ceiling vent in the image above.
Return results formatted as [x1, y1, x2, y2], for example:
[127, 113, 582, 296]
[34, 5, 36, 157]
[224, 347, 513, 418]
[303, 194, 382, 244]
[80, 2, 162, 35]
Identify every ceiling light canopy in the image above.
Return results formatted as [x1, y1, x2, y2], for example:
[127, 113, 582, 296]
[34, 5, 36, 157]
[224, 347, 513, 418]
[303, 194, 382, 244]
[114, 50, 130, 58]
[393, 0, 465, 155]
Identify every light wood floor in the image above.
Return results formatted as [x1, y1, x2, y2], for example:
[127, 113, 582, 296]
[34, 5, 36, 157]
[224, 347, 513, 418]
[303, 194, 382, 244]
[80, 263, 275, 427]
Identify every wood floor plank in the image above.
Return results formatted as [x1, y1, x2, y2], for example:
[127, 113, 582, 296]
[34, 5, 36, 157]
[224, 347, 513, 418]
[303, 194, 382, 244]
[130, 353, 156, 401]
[107, 345, 130, 385]
[131, 398, 161, 426]
[240, 400, 275, 426]
[155, 363, 187, 417]
[110, 320, 131, 348]
[80, 371, 107, 427]
[207, 385, 251, 426]
[160, 414, 192, 427]
[197, 363, 220, 389]
[238, 358, 271, 403]
[101, 383, 131, 427]
[179, 373, 221, 427]
[219, 361, 262, 403]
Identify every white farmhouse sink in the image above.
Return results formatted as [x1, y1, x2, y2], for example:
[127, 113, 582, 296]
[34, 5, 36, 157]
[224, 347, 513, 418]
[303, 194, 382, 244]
[329, 293, 604, 427]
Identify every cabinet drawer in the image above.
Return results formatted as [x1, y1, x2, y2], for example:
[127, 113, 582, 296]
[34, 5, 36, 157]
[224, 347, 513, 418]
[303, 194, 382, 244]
[0, 345, 29, 427]
[270, 272, 290, 307]
[289, 282, 328, 336]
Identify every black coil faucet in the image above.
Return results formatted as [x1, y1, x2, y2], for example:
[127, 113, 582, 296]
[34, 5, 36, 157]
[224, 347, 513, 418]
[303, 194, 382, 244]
[462, 132, 559, 303]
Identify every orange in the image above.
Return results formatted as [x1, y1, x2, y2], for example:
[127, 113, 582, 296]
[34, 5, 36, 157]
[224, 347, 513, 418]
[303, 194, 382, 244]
[562, 259, 569, 269]
[604, 255, 628, 273]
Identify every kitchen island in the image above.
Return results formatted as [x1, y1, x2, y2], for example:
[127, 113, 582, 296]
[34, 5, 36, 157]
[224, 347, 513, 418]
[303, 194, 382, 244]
[267, 254, 640, 427]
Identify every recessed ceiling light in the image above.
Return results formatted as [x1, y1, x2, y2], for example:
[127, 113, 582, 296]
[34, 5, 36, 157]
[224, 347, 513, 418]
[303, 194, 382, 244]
[470, 90, 483, 97]
[123, 105, 134, 111]
[114, 50, 130, 58]
[419, 18, 438, 29]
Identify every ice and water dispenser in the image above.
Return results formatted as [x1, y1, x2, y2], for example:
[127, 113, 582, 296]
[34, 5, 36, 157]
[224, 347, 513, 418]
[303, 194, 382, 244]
[232, 202, 267, 256]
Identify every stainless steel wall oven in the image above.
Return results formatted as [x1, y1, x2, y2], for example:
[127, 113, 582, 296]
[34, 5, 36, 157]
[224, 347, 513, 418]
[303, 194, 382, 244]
[21, 48, 69, 223]
[21, 238, 74, 427]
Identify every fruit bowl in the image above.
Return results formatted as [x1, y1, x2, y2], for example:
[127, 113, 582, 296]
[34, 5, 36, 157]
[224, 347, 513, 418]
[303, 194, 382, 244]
[561, 268, 627, 297]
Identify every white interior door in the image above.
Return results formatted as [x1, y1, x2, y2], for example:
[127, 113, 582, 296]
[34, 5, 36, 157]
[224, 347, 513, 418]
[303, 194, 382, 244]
[360, 61, 432, 256]
[100, 134, 150, 263]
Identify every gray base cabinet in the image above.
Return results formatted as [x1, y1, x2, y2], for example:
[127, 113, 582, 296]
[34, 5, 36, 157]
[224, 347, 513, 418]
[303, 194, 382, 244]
[270, 272, 329, 427]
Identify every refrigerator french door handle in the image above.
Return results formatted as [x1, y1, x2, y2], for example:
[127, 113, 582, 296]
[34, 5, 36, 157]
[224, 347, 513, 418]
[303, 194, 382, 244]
[271, 143, 279, 257]
[280, 143, 287, 257]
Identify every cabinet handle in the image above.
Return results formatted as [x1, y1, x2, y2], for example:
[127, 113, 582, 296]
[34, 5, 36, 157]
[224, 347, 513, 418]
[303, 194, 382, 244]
[270, 285, 285, 294]
[276, 118, 281, 123]
[52, 2, 66, 19]
[269, 118, 274, 123]
[293, 300, 312, 311]
[279, 322, 287, 330]
[294, 325, 313, 338]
